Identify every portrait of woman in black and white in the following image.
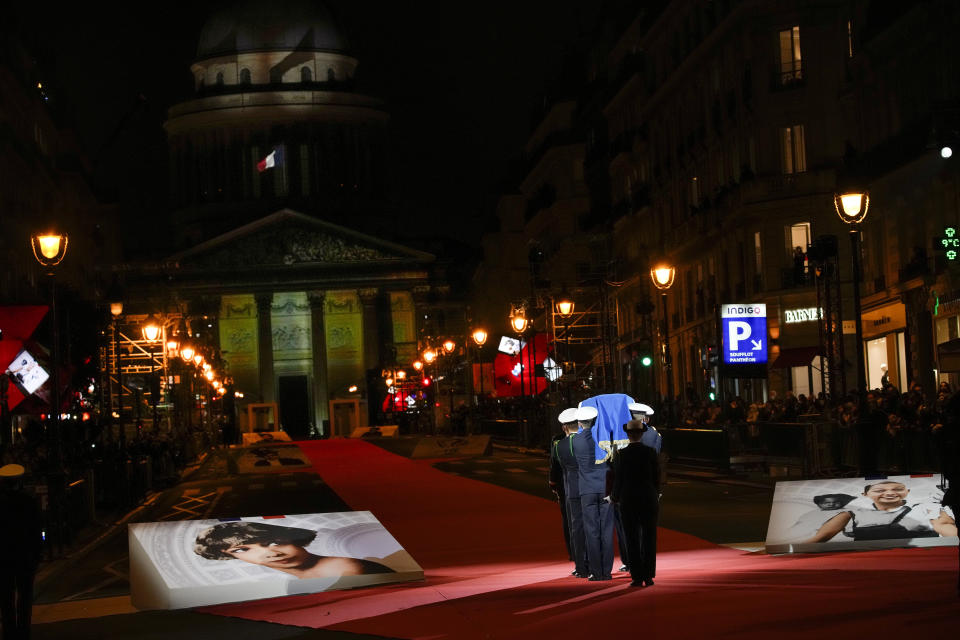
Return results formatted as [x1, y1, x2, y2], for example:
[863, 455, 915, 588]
[194, 521, 394, 579]
[804, 481, 957, 543]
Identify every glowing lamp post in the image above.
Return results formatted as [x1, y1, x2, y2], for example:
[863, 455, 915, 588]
[835, 190, 870, 402]
[555, 290, 575, 402]
[31, 233, 69, 269]
[472, 328, 488, 402]
[141, 314, 162, 343]
[650, 263, 676, 426]
[32, 232, 68, 461]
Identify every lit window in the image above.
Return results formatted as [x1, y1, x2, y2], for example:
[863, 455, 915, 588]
[754, 231, 763, 273]
[789, 222, 811, 258]
[778, 26, 802, 84]
[780, 125, 806, 174]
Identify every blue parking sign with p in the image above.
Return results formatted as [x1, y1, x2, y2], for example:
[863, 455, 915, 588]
[721, 304, 767, 365]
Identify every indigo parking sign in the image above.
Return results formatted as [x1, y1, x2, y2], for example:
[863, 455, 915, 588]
[721, 304, 767, 365]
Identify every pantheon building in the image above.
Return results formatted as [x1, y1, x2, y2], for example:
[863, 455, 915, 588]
[118, 0, 444, 438]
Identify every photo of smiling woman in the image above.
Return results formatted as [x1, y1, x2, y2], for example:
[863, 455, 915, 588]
[804, 481, 957, 543]
[194, 521, 394, 578]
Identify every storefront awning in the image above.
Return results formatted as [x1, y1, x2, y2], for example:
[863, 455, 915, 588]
[771, 346, 821, 368]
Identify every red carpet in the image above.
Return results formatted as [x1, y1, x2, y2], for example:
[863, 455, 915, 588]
[201, 439, 960, 639]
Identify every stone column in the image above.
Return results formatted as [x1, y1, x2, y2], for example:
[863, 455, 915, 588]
[359, 287, 381, 371]
[359, 288, 380, 427]
[255, 292, 275, 404]
[411, 285, 432, 347]
[308, 290, 329, 435]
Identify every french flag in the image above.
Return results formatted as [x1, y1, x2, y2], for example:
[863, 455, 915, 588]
[257, 147, 283, 172]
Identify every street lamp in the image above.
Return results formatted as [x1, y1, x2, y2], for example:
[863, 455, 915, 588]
[180, 344, 196, 363]
[472, 328, 488, 402]
[32, 230, 67, 548]
[835, 190, 870, 401]
[555, 290, 575, 402]
[141, 314, 162, 343]
[442, 339, 456, 354]
[650, 263, 676, 427]
[510, 306, 528, 333]
[31, 233, 69, 268]
[31, 231, 67, 444]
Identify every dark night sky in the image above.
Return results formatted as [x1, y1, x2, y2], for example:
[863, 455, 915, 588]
[10, 1, 606, 248]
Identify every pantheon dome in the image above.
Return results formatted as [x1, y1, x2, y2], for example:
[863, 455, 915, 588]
[165, 0, 390, 247]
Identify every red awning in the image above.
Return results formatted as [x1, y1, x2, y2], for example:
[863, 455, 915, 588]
[771, 346, 821, 368]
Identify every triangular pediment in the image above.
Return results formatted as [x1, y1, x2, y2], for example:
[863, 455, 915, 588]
[169, 209, 434, 269]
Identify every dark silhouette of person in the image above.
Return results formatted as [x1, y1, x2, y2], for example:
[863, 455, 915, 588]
[554, 407, 587, 578]
[611, 420, 661, 587]
[0, 464, 43, 640]
[573, 406, 614, 581]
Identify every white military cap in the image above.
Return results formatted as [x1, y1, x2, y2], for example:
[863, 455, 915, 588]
[558, 408, 579, 424]
[628, 402, 655, 415]
[575, 406, 598, 421]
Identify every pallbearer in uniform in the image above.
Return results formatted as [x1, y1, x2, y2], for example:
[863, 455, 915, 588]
[554, 408, 588, 577]
[628, 402, 662, 453]
[549, 412, 572, 563]
[573, 405, 614, 580]
[612, 419, 661, 587]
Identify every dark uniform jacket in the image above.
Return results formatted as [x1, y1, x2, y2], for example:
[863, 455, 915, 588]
[572, 428, 608, 495]
[611, 442, 661, 506]
[555, 433, 581, 498]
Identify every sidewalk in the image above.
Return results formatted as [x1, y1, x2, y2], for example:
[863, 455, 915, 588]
[35, 452, 210, 587]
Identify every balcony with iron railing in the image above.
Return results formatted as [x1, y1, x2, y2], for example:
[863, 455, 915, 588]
[772, 62, 805, 90]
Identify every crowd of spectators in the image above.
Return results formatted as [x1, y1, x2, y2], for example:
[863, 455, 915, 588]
[671, 380, 957, 474]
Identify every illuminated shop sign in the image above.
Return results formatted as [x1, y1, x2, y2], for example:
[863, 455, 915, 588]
[721, 304, 767, 365]
[783, 307, 822, 324]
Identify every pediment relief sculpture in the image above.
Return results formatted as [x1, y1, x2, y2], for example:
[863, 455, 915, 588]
[195, 227, 395, 268]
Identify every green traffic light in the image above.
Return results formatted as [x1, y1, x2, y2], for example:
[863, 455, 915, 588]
[641, 355, 652, 367]
[709, 392, 716, 401]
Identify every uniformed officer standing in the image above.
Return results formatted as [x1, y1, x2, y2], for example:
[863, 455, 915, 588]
[573, 405, 614, 580]
[554, 407, 588, 577]
[611, 419, 661, 587]
[549, 410, 572, 564]
[617, 402, 662, 573]
[628, 402, 663, 453]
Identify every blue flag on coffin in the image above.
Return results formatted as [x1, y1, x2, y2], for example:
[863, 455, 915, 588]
[579, 393, 635, 463]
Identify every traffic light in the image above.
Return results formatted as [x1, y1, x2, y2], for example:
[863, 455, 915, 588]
[640, 353, 653, 367]
[706, 344, 719, 368]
